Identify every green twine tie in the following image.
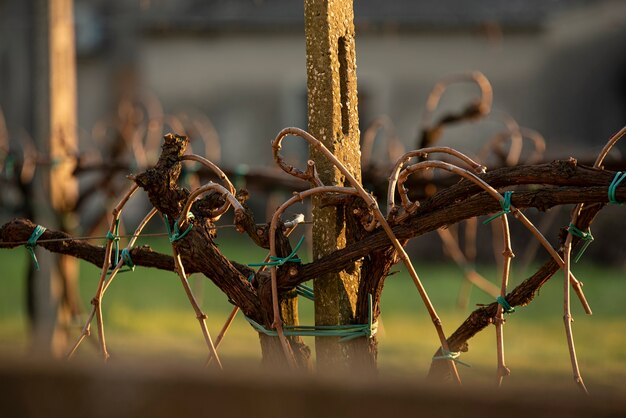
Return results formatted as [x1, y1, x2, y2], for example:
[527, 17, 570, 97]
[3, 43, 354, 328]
[483, 191, 513, 224]
[608, 171, 626, 205]
[567, 223, 594, 263]
[120, 248, 135, 272]
[25, 225, 46, 271]
[296, 284, 315, 301]
[496, 296, 515, 314]
[432, 349, 471, 367]
[164, 214, 194, 243]
[244, 294, 376, 341]
[248, 236, 305, 267]
[106, 219, 121, 266]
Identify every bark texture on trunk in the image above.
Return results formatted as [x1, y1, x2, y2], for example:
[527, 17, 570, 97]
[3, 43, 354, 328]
[304, 0, 371, 374]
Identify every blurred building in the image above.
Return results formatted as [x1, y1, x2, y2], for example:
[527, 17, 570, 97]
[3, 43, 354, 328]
[1, 0, 625, 262]
[1, 0, 625, 165]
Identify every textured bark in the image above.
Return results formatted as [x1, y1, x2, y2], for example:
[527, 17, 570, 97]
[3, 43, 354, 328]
[305, 0, 364, 374]
[259, 297, 312, 371]
[426, 203, 603, 380]
[2, 163, 621, 296]
[27, 0, 80, 357]
[352, 245, 399, 370]
[130, 134, 309, 367]
[1, 146, 623, 373]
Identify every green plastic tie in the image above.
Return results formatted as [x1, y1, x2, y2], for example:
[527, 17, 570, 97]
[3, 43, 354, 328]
[339, 294, 375, 342]
[567, 223, 594, 263]
[248, 236, 305, 267]
[164, 214, 194, 243]
[244, 294, 376, 341]
[25, 225, 47, 271]
[106, 219, 121, 266]
[432, 349, 471, 367]
[483, 191, 513, 224]
[496, 296, 515, 314]
[296, 284, 315, 301]
[608, 171, 626, 205]
[120, 248, 135, 272]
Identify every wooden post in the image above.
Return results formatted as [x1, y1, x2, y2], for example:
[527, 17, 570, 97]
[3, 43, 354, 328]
[304, 0, 362, 373]
[30, 0, 79, 356]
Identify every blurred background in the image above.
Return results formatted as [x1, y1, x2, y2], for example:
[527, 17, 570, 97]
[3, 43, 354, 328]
[1, 0, 626, 259]
[4, 0, 626, 157]
[0, 0, 625, 394]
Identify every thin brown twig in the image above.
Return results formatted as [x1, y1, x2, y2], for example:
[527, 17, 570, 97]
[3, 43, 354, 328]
[396, 161, 500, 214]
[455, 217, 479, 309]
[176, 180, 252, 368]
[479, 124, 546, 167]
[395, 157, 593, 387]
[181, 154, 234, 194]
[418, 71, 493, 149]
[560, 124, 626, 394]
[205, 214, 306, 367]
[273, 127, 462, 382]
[66, 208, 159, 360]
[483, 111, 523, 167]
[396, 159, 517, 376]
[269, 186, 363, 368]
[180, 154, 236, 220]
[396, 158, 592, 313]
[389, 148, 496, 304]
[171, 245, 222, 370]
[387, 147, 486, 217]
[1, 220, 316, 247]
[436, 227, 500, 298]
[177, 181, 244, 229]
[66, 183, 139, 361]
[177, 109, 222, 163]
[103, 208, 159, 294]
[272, 136, 323, 188]
[495, 213, 513, 386]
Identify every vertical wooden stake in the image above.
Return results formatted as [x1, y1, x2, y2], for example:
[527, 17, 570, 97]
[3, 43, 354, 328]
[30, 0, 79, 356]
[304, 0, 362, 373]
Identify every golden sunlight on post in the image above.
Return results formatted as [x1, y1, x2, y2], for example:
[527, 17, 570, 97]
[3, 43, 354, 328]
[304, 0, 362, 373]
[31, 0, 79, 357]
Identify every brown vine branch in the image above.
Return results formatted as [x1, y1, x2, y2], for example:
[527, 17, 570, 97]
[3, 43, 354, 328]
[3, 169, 622, 287]
[273, 127, 461, 383]
[2, 152, 624, 380]
[559, 124, 626, 394]
[418, 71, 493, 149]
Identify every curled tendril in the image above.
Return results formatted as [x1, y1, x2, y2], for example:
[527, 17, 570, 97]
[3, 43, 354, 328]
[560, 125, 626, 394]
[178, 181, 245, 232]
[396, 157, 591, 314]
[419, 71, 493, 149]
[479, 124, 546, 166]
[272, 128, 323, 187]
[388, 147, 486, 217]
[268, 186, 364, 368]
[270, 127, 462, 383]
[181, 154, 236, 219]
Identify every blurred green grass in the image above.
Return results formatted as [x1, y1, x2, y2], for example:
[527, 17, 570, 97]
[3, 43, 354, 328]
[0, 234, 624, 392]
